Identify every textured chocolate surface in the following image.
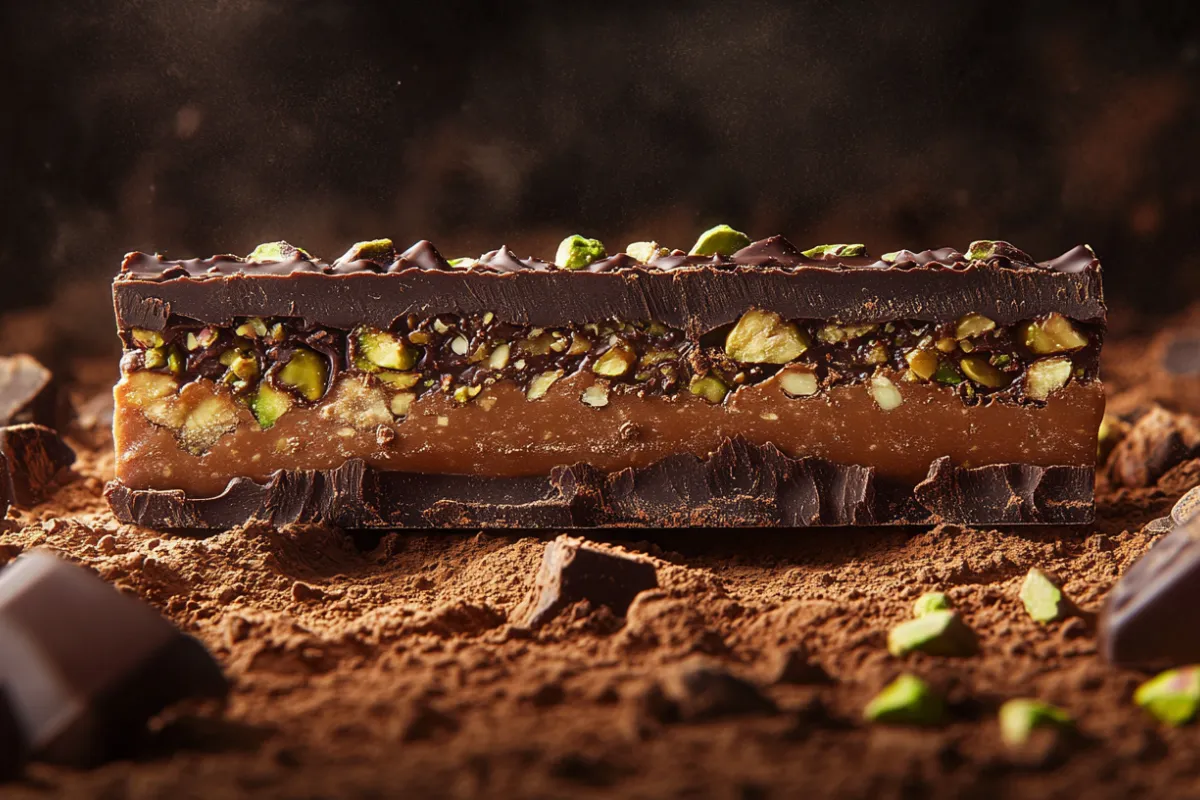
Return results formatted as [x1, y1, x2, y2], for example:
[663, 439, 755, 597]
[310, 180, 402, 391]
[0, 550, 228, 768]
[1100, 517, 1200, 668]
[0, 424, 76, 512]
[113, 239, 1105, 333]
[104, 437, 1094, 530]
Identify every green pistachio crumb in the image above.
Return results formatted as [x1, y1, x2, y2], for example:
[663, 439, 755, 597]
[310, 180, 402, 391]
[863, 674, 944, 726]
[1136, 667, 1200, 726]
[689, 224, 751, 257]
[555, 235, 607, 270]
[1019, 568, 1072, 623]
[887, 610, 978, 658]
[999, 699, 1073, 747]
[913, 591, 953, 618]
[802, 244, 867, 258]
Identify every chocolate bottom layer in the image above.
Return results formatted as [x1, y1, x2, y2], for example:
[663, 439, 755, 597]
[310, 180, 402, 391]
[105, 437, 1094, 530]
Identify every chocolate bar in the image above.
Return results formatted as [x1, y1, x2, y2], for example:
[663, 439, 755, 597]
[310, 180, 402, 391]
[105, 229, 1105, 529]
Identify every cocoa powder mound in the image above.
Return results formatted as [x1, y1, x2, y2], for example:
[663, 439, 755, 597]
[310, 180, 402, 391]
[0, 320, 1198, 798]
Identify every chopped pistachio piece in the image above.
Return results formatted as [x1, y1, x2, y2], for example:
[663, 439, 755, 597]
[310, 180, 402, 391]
[887, 610, 978, 657]
[1136, 667, 1200, 726]
[626, 241, 668, 263]
[905, 349, 940, 381]
[816, 323, 877, 344]
[966, 240, 1031, 263]
[447, 257, 477, 268]
[881, 251, 900, 263]
[581, 384, 610, 408]
[960, 355, 1010, 388]
[339, 238, 395, 262]
[567, 333, 592, 356]
[389, 392, 415, 418]
[555, 235, 607, 270]
[1024, 357, 1072, 400]
[863, 674, 944, 726]
[277, 348, 329, 403]
[376, 371, 421, 390]
[802, 243, 867, 258]
[166, 348, 184, 375]
[450, 335, 470, 356]
[247, 241, 311, 262]
[1020, 568, 1072, 623]
[778, 367, 819, 398]
[999, 699, 1073, 748]
[689, 224, 751, 256]
[357, 328, 419, 371]
[452, 384, 482, 404]
[229, 353, 259, 381]
[592, 346, 637, 377]
[689, 374, 729, 404]
[638, 349, 675, 367]
[913, 591, 953, 618]
[251, 381, 293, 429]
[935, 336, 958, 354]
[131, 328, 164, 349]
[527, 370, 563, 401]
[954, 313, 996, 340]
[934, 362, 963, 386]
[1020, 313, 1088, 355]
[143, 347, 167, 370]
[869, 375, 903, 411]
[725, 309, 809, 364]
[235, 318, 269, 339]
[488, 343, 511, 370]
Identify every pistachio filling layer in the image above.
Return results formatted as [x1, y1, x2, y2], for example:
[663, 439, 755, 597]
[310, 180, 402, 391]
[119, 309, 1101, 433]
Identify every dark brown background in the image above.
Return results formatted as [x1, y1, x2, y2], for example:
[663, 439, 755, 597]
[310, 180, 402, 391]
[1, 0, 1198, 318]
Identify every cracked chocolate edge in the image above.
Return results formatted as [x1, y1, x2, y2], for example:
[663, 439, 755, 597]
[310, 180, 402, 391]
[103, 437, 1094, 530]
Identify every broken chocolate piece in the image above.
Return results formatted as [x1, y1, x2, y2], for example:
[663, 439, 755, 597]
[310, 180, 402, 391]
[914, 457, 1094, 525]
[0, 424, 75, 510]
[0, 550, 227, 767]
[0, 356, 61, 429]
[1101, 515, 1200, 667]
[1105, 407, 1200, 489]
[512, 535, 658, 628]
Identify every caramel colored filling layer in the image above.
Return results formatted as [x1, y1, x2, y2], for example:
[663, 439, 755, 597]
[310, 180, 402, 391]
[114, 371, 1104, 498]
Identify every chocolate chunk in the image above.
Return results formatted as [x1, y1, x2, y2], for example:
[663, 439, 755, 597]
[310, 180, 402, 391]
[1101, 516, 1200, 667]
[0, 356, 61, 428]
[512, 535, 658, 628]
[914, 457, 1094, 524]
[658, 658, 777, 721]
[1162, 333, 1200, 376]
[1105, 407, 1200, 488]
[0, 424, 76, 510]
[0, 550, 227, 767]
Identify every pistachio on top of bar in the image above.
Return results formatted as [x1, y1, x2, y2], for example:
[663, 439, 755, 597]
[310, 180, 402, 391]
[107, 226, 1105, 530]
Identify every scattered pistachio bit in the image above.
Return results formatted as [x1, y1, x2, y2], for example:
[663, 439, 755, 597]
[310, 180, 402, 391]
[863, 674, 944, 726]
[802, 243, 867, 258]
[433, 319, 451, 335]
[1135, 667, 1200, 726]
[778, 367, 819, 398]
[467, 342, 491, 363]
[482, 311, 495, 325]
[166, 348, 184, 375]
[143, 348, 167, 370]
[339, 238, 395, 262]
[555, 234, 607, 270]
[866, 343, 888, 364]
[390, 392, 415, 418]
[934, 362, 964, 386]
[954, 313, 996, 340]
[356, 328, 418, 371]
[593, 346, 637, 377]
[447, 257, 477, 268]
[959, 340, 976, 353]
[581, 384, 610, 408]
[887, 610, 978, 657]
[518, 332, 556, 356]
[690, 224, 751, 256]
[638, 349, 675, 367]
[960, 355, 1010, 388]
[408, 331, 433, 345]
[131, 328, 164, 348]
[816, 323, 878, 344]
[229, 353, 260, 381]
[913, 591, 953, 618]
[935, 336, 958, 353]
[251, 382, 293, 429]
[450, 335, 470, 356]
[999, 699, 1073, 748]
[725, 309, 809, 364]
[268, 323, 285, 342]
[527, 370, 563, 401]
[1019, 568, 1072, 623]
[277, 348, 329, 402]
[235, 318, 269, 338]
[566, 333, 592, 356]
[869, 374, 903, 411]
[376, 371, 421, 390]
[452, 384, 482, 404]
[626, 241, 668, 263]
[185, 333, 201, 351]
[488, 343, 511, 370]
[966, 240, 1030, 263]
[905, 349, 940, 381]
[1024, 357, 1072, 400]
[1020, 313, 1088, 355]
[881, 251, 900, 263]
[689, 374, 729, 404]
[247, 241, 311, 262]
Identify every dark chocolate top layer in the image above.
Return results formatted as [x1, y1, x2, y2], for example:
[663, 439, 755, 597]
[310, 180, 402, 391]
[113, 238, 1105, 332]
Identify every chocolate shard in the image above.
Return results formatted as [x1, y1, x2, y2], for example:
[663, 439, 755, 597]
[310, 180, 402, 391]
[0, 356, 62, 429]
[511, 535, 658, 629]
[0, 550, 228, 767]
[914, 457, 1094, 524]
[1101, 517, 1200, 668]
[0, 424, 76, 510]
[1106, 407, 1200, 489]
